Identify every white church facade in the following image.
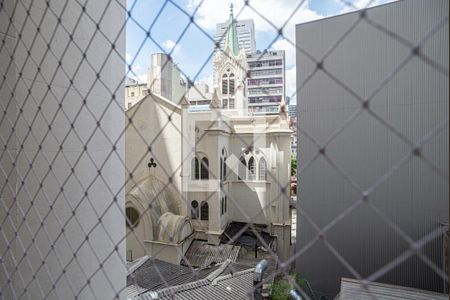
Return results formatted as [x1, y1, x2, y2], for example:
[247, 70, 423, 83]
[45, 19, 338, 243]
[125, 7, 292, 264]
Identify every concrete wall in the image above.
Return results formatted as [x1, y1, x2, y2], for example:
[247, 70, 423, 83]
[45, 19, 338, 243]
[296, 0, 448, 298]
[0, 0, 127, 299]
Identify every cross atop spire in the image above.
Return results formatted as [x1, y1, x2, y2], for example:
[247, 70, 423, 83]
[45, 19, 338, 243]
[224, 3, 240, 57]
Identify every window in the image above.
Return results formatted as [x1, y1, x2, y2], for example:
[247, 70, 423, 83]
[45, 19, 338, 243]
[222, 74, 228, 95]
[248, 157, 256, 180]
[220, 157, 223, 181]
[224, 196, 227, 213]
[200, 202, 209, 220]
[192, 157, 199, 180]
[131, 92, 135, 97]
[223, 157, 227, 180]
[238, 156, 246, 180]
[126, 207, 140, 228]
[191, 200, 199, 219]
[229, 73, 235, 94]
[200, 157, 209, 180]
[128, 102, 132, 109]
[259, 157, 267, 181]
[229, 98, 235, 109]
[221, 69, 235, 108]
[221, 197, 224, 215]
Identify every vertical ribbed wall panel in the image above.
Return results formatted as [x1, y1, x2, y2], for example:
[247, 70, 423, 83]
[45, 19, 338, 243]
[295, 0, 448, 298]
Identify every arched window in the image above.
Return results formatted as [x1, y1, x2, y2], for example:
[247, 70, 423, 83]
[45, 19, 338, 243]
[229, 73, 235, 95]
[126, 207, 140, 228]
[259, 157, 267, 181]
[238, 156, 246, 180]
[200, 202, 209, 220]
[191, 200, 199, 219]
[248, 157, 256, 180]
[220, 157, 223, 181]
[200, 157, 209, 180]
[192, 157, 199, 180]
[223, 157, 227, 180]
[222, 74, 228, 95]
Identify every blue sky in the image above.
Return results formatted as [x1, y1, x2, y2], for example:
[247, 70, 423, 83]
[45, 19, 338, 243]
[125, 0, 394, 103]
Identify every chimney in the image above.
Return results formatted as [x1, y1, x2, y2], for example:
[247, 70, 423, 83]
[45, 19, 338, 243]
[253, 259, 268, 300]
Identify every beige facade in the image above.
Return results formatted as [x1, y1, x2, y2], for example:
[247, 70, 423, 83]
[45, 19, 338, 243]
[125, 83, 148, 109]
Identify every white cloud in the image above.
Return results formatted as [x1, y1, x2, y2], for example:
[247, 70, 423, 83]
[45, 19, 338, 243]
[126, 51, 133, 63]
[162, 39, 181, 53]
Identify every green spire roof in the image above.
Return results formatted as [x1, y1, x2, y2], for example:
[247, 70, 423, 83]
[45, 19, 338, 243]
[224, 4, 240, 57]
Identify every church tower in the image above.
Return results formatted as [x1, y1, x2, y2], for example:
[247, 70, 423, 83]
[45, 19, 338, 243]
[213, 4, 248, 114]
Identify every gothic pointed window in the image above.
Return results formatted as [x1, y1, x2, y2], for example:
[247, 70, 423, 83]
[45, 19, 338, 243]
[191, 200, 199, 219]
[259, 157, 267, 181]
[229, 73, 235, 95]
[200, 202, 209, 220]
[223, 157, 227, 180]
[248, 157, 256, 180]
[192, 157, 199, 180]
[220, 157, 223, 181]
[238, 156, 246, 180]
[201, 157, 209, 180]
[222, 74, 228, 95]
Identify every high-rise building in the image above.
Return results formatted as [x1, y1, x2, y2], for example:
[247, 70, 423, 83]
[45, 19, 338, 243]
[247, 50, 285, 114]
[147, 53, 187, 104]
[215, 19, 256, 54]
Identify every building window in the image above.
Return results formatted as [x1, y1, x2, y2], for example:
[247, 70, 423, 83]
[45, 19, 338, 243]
[229, 98, 235, 109]
[220, 157, 223, 181]
[222, 74, 228, 95]
[131, 92, 135, 97]
[221, 197, 224, 215]
[200, 202, 209, 220]
[229, 73, 235, 94]
[223, 157, 227, 180]
[259, 157, 267, 181]
[238, 156, 246, 180]
[126, 207, 140, 228]
[191, 200, 199, 219]
[128, 102, 132, 109]
[200, 157, 209, 180]
[221, 69, 235, 108]
[248, 157, 256, 180]
[224, 196, 227, 213]
[192, 157, 200, 180]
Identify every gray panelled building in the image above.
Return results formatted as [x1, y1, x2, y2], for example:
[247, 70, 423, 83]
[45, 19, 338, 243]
[296, 0, 448, 298]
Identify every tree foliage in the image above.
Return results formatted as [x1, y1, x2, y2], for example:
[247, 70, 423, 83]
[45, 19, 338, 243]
[291, 156, 297, 176]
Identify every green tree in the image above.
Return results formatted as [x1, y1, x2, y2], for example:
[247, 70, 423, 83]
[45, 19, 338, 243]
[291, 156, 297, 176]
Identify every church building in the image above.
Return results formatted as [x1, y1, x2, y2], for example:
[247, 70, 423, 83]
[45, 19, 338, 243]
[125, 6, 292, 265]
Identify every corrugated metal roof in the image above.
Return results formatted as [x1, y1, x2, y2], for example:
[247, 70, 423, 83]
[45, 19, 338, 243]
[135, 268, 255, 300]
[182, 240, 241, 267]
[338, 278, 448, 300]
[127, 256, 220, 291]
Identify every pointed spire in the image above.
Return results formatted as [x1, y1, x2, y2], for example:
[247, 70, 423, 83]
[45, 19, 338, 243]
[224, 3, 240, 57]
